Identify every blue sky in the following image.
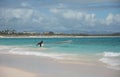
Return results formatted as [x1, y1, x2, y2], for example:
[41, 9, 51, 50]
[0, 0, 120, 33]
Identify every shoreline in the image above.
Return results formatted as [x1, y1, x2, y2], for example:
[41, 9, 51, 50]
[0, 54, 120, 77]
[0, 37, 120, 77]
[0, 35, 120, 38]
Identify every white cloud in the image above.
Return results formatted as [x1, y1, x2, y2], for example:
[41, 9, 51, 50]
[0, 8, 57, 27]
[1, 8, 33, 23]
[62, 11, 96, 21]
[50, 7, 120, 27]
[0, 6, 120, 32]
[12, 9, 33, 19]
[106, 13, 114, 25]
[50, 8, 97, 26]
[105, 13, 120, 25]
[62, 11, 80, 19]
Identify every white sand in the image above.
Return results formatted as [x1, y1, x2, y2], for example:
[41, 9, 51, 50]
[0, 66, 37, 77]
[0, 54, 120, 77]
[0, 35, 120, 38]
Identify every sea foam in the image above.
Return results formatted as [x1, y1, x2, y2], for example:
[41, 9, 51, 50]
[99, 58, 120, 66]
[103, 52, 120, 57]
[99, 52, 120, 70]
[8, 47, 72, 60]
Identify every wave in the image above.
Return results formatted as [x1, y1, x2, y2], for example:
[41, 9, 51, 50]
[9, 51, 64, 59]
[99, 52, 120, 70]
[99, 58, 120, 66]
[103, 52, 120, 57]
[8, 47, 75, 60]
[8, 47, 88, 63]
[0, 45, 17, 53]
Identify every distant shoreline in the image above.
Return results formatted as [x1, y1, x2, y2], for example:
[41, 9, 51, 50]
[0, 35, 120, 38]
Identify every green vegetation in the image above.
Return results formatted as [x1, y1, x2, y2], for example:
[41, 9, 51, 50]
[0, 29, 120, 36]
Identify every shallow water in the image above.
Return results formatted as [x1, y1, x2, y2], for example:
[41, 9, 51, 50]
[0, 37, 120, 70]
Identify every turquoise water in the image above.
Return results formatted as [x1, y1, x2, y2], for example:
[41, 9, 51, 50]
[0, 37, 120, 53]
[0, 37, 120, 70]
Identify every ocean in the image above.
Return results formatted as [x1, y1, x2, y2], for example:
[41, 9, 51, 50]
[0, 37, 120, 70]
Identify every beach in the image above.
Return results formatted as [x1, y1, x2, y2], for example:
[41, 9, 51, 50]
[0, 35, 120, 38]
[0, 54, 120, 77]
[0, 0, 120, 76]
[0, 65, 36, 77]
[0, 37, 120, 77]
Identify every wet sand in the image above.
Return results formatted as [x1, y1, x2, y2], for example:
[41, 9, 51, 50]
[0, 54, 120, 77]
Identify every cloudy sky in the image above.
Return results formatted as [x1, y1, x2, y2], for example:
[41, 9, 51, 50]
[0, 0, 120, 33]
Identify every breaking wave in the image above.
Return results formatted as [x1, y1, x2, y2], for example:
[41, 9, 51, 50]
[103, 52, 120, 57]
[99, 52, 120, 70]
[8, 47, 76, 60]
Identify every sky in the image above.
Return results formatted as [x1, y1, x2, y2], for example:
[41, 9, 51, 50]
[0, 0, 120, 34]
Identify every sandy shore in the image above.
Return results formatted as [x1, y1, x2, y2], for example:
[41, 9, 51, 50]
[0, 66, 37, 77]
[0, 54, 120, 77]
[0, 35, 120, 38]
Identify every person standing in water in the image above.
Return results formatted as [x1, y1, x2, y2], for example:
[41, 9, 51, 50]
[37, 41, 44, 47]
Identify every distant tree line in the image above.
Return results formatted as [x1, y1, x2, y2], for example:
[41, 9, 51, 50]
[0, 29, 120, 36]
